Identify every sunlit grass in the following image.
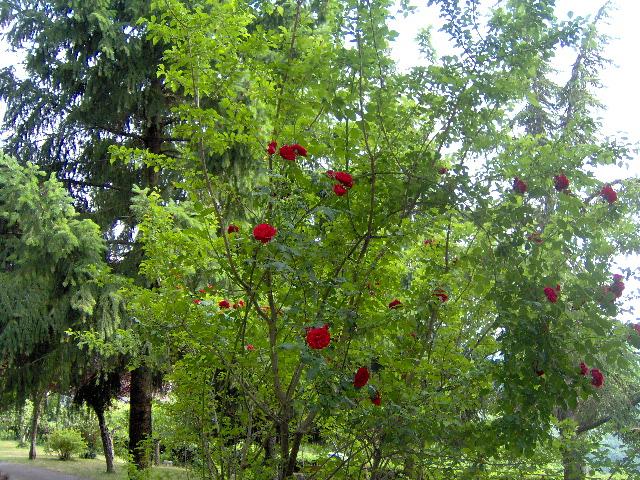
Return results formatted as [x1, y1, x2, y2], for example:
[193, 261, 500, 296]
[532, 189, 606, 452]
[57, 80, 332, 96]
[0, 440, 191, 480]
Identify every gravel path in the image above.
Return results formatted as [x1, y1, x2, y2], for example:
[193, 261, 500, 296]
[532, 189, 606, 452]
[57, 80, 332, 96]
[0, 462, 89, 480]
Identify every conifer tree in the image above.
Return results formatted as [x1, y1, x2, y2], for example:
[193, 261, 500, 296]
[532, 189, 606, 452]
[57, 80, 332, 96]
[0, 154, 119, 460]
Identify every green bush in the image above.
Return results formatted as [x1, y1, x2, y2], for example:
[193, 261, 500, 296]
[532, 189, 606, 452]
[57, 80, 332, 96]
[45, 429, 87, 460]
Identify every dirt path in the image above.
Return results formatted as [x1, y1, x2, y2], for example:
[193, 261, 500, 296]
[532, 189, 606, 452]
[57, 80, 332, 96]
[0, 462, 89, 480]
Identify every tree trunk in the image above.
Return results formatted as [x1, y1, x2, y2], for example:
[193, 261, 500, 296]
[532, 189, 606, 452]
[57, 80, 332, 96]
[129, 365, 153, 471]
[95, 407, 115, 473]
[153, 439, 160, 466]
[562, 448, 586, 480]
[28, 392, 43, 460]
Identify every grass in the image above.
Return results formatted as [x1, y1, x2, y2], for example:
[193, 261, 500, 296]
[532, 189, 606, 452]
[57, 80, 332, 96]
[0, 440, 191, 480]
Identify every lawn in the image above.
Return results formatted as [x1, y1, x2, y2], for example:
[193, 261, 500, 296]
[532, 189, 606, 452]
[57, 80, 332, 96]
[0, 440, 191, 480]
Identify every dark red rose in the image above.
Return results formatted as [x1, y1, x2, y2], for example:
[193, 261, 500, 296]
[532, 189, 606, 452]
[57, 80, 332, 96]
[306, 324, 331, 350]
[246, 344, 255, 351]
[227, 224, 240, 234]
[267, 141, 277, 155]
[513, 177, 527, 194]
[334, 171, 354, 188]
[590, 368, 604, 388]
[326, 170, 336, 179]
[438, 167, 448, 175]
[278, 145, 297, 161]
[601, 184, 617, 203]
[253, 223, 277, 243]
[433, 288, 448, 303]
[544, 286, 559, 303]
[579, 362, 589, 376]
[388, 299, 402, 309]
[353, 367, 370, 388]
[371, 390, 381, 406]
[553, 174, 570, 191]
[218, 299, 231, 309]
[193, 299, 202, 305]
[333, 184, 348, 196]
[291, 144, 307, 157]
[610, 281, 625, 298]
[527, 232, 543, 244]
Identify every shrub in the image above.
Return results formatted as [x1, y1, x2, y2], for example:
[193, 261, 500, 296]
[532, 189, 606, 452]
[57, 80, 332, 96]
[45, 429, 87, 460]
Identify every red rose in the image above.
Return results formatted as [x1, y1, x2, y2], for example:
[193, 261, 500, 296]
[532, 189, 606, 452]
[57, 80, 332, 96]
[527, 232, 543, 244]
[218, 299, 231, 309]
[610, 280, 625, 298]
[438, 167, 448, 175]
[590, 368, 604, 388]
[278, 145, 297, 161]
[193, 299, 202, 305]
[371, 390, 381, 406]
[233, 300, 245, 309]
[326, 170, 336, 179]
[600, 184, 617, 203]
[267, 141, 277, 155]
[353, 367, 370, 388]
[227, 224, 240, 234]
[334, 171, 354, 189]
[543, 286, 559, 303]
[333, 184, 347, 196]
[423, 239, 434, 246]
[246, 344, 255, 351]
[291, 144, 307, 157]
[306, 324, 331, 350]
[253, 223, 277, 243]
[433, 288, 448, 303]
[579, 362, 589, 376]
[553, 174, 570, 191]
[513, 177, 527, 194]
[198, 289, 206, 294]
[388, 299, 402, 309]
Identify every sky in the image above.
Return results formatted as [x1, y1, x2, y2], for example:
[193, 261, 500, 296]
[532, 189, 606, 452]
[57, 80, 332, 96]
[0, 0, 638, 318]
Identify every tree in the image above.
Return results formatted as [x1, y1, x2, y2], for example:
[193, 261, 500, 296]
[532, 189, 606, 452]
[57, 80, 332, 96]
[117, 0, 640, 478]
[0, 154, 119, 460]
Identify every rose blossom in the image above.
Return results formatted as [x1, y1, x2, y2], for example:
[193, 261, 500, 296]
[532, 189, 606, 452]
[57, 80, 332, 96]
[371, 391, 381, 406]
[306, 324, 331, 350]
[333, 184, 347, 196]
[513, 177, 527, 194]
[253, 223, 277, 243]
[600, 184, 617, 203]
[218, 299, 231, 309]
[334, 171, 354, 189]
[227, 224, 240, 234]
[278, 145, 297, 161]
[433, 288, 448, 303]
[291, 144, 308, 157]
[388, 299, 402, 309]
[267, 141, 277, 155]
[553, 174, 570, 191]
[590, 368, 604, 388]
[353, 367, 370, 388]
[579, 362, 589, 376]
[544, 285, 560, 303]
